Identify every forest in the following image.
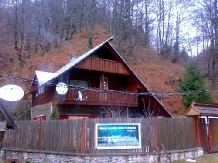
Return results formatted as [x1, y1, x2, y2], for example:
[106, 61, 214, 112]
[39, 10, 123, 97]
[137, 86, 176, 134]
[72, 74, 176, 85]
[0, 1, 216, 63]
[0, 0, 196, 64]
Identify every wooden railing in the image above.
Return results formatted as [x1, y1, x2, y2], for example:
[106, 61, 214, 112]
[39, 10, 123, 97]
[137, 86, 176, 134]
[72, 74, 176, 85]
[90, 57, 120, 73]
[55, 88, 138, 107]
[75, 57, 130, 74]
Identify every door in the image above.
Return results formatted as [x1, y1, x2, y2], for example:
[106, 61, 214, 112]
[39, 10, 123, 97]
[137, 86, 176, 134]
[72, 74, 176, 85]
[100, 77, 108, 101]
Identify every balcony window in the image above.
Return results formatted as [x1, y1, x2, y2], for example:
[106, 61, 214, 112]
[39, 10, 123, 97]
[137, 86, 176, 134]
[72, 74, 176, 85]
[70, 80, 89, 88]
[100, 77, 108, 90]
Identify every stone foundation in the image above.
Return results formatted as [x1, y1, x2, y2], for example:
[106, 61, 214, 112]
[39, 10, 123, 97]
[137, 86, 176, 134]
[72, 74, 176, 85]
[1, 147, 203, 163]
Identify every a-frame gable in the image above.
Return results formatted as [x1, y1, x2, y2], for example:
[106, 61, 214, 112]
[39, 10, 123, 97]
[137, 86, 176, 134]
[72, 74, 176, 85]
[31, 37, 173, 118]
[186, 107, 200, 116]
[97, 41, 173, 117]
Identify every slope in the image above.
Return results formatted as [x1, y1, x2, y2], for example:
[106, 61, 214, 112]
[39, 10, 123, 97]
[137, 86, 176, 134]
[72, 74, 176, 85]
[0, 25, 186, 116]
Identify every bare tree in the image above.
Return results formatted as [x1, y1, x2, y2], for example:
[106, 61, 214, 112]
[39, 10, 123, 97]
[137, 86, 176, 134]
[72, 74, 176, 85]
[132, 98, 160, 118]
[98, 106, 128, 118]
[99, 99, 160, 118]
[193, 0, 218, 88]
[84, 0, 97, 49]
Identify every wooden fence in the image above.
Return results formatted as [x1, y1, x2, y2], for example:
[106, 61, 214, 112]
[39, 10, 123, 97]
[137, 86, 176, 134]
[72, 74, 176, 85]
[156, 118, 198, 151]
[3, 118, 199, 155]
[199, 118, 218, 153]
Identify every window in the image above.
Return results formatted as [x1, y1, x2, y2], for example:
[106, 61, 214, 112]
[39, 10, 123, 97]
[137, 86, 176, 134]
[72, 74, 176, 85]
[70, 80, 89, 88]
[38, 86, 44, 94]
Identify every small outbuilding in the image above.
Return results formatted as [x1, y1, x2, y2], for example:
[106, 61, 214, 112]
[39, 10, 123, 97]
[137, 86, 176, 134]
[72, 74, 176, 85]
[186, 101, 218, 117]
[185, 101, 218, 153]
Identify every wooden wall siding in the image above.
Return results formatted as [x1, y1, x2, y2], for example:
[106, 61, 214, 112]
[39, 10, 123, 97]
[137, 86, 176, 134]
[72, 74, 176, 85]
[75, 57, 130, 75]
[199, 119, 208, 152]
[3, 118, 199, 154]
[32, 89, 55, 106]
[197, 118, 218, 153]
[156, 118, 198, 151]
[209, 119, 218, 152]
[54, 88, 138, 107]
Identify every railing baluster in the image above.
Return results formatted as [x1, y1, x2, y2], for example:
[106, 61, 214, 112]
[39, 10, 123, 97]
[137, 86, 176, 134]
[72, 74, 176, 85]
[64, 87, 137, 106]
[90, 57, 123, 73]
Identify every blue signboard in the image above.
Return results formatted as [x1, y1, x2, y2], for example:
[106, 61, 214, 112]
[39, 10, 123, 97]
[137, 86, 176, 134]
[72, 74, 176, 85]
[95, 123, 141, 149]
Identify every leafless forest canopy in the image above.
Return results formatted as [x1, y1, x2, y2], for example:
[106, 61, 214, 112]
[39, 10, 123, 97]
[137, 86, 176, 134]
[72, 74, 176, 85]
[0, 0, 218, 86]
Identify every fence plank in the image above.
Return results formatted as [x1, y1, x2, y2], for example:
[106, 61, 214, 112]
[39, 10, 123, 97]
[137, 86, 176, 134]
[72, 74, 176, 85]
[209, 119, 218, 152]
[157, 118, 198, 151]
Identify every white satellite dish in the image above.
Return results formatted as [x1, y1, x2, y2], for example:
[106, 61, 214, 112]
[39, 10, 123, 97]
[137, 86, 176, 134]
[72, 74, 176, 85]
[56, 82, 68, 95]
[0, 84, 24, 101]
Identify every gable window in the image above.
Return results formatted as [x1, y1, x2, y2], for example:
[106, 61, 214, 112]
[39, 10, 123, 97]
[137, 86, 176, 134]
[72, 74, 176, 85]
[70, 80, 89, 88]
[38, 86, 45, 94]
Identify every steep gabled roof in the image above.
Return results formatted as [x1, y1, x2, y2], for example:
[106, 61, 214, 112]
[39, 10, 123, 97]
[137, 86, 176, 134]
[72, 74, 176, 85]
[33, 37, 113, 86]
[33, 37, 173, 117]
[50, 37, 114, 81]
[186, 101, 218, 116]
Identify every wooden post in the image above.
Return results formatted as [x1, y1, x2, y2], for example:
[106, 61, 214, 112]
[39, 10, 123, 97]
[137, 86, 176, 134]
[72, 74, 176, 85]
[37, 120, 41, 150]
[207, 116, 212, 153]
[101, 73, 105, 89]
[81, 118, 86, 154]
[154, 117, 158, 152]
[196, 116, 201, 147]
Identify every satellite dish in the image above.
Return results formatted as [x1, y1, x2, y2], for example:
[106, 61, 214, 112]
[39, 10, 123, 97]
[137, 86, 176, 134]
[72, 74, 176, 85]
[0, 84, 24, 101]
[56, 82, 68, 95]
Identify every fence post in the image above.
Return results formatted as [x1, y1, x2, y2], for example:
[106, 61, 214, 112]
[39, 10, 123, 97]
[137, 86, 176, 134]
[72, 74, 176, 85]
[207, 117, 212, 154]
[195, 116, 201, 147]
[37, 120, 41, 150]
[154, 117, 158, 152]
[81, 118, 86, 154]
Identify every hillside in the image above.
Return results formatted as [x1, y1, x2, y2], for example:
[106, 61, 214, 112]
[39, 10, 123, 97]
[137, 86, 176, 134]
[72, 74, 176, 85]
[0, 25, 186, 116]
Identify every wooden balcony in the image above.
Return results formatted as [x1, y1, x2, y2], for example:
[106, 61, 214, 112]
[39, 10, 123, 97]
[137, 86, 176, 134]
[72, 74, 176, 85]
[54, 88, 138, 107]
[75, 57, 130, 75]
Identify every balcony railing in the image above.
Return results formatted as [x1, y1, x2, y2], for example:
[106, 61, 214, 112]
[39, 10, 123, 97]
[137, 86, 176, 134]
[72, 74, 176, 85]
[90, 57, 120, 73]
[54, 88, 138, 107]
[75, 57, 130, 75]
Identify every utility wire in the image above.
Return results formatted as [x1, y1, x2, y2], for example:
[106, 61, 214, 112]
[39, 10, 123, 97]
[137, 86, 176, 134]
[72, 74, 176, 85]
[0, 72, 215, 98]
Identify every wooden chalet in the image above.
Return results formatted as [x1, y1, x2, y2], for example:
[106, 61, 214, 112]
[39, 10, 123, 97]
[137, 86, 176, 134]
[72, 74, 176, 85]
[30, 37, 172, 120]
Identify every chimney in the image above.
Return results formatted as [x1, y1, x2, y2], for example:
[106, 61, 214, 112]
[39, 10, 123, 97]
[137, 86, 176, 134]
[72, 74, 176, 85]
[70, 53, 77, 62]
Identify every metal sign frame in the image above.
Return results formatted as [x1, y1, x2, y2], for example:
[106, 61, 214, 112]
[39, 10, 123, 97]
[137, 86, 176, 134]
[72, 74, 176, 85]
[95, 123, 141, 149]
